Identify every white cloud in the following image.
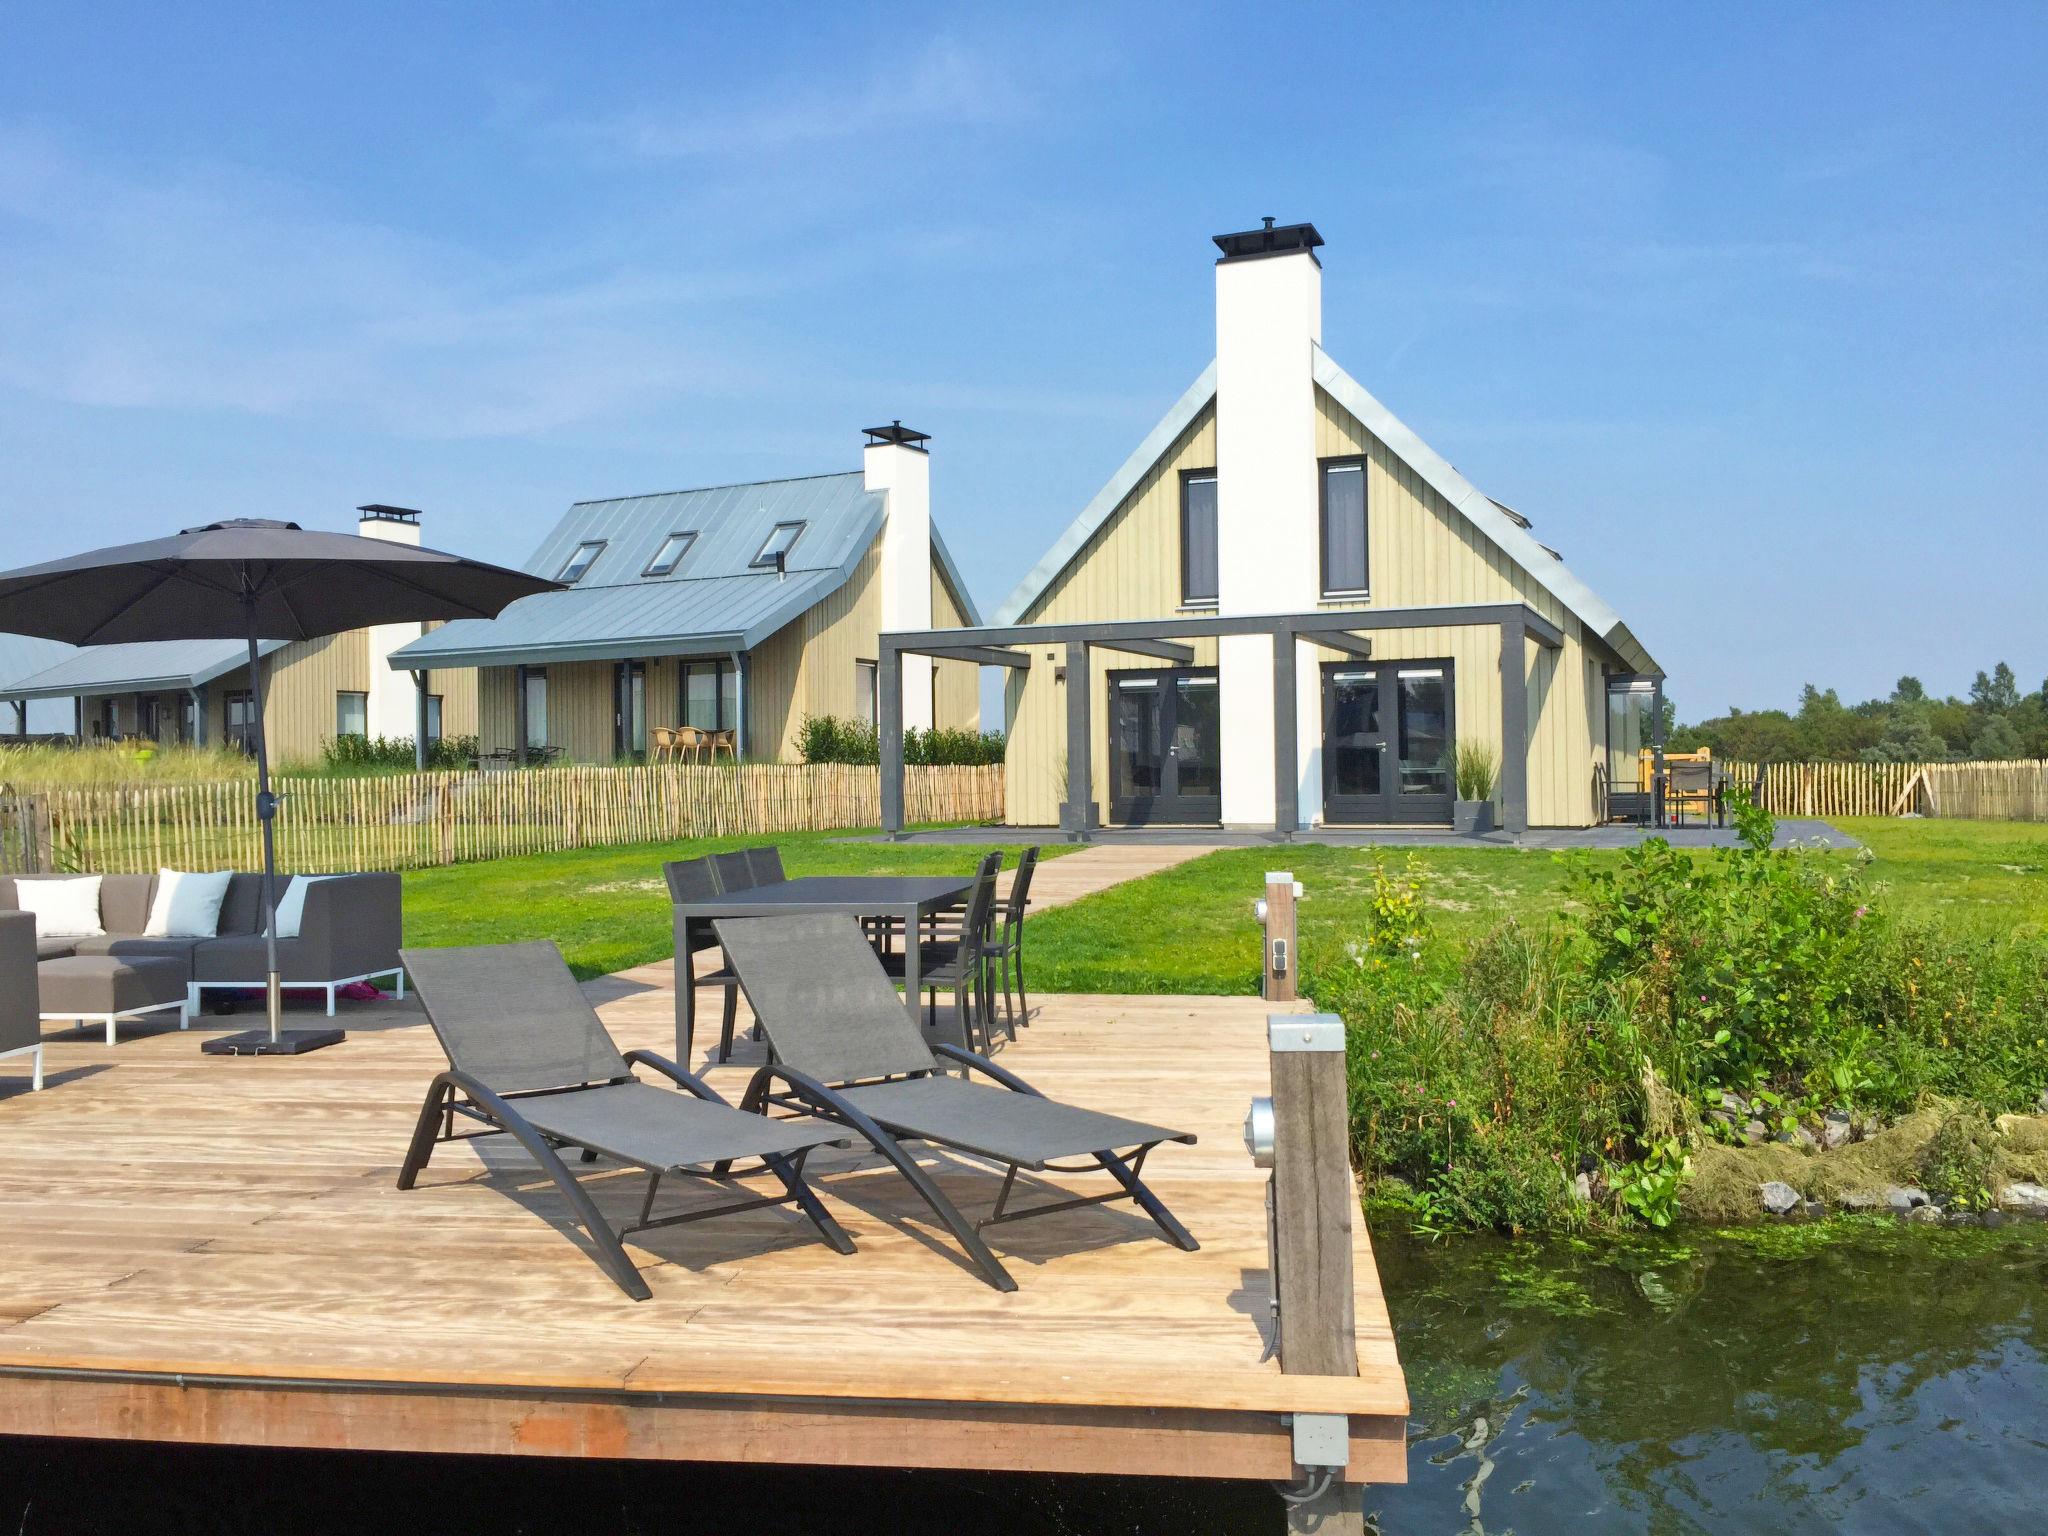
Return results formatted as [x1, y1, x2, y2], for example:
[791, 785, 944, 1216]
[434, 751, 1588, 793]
[562, 36, 1034, 160]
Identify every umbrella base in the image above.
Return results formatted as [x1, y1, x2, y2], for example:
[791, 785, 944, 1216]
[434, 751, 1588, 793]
[202, 1028, 347, 1056]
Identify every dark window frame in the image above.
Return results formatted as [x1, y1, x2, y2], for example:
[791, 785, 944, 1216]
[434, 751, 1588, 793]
[1318, 455, 1370, 598]
[1179, 468, 1219, 608]
[854, 658, 879, 728]
[678, 658, 737, 732]
[224, 689, 257, 754]
[642, 531, 697, 579]
[521, 668, 549, 751]
[749, 521, 807, 569]
[556, 540, 607, 584]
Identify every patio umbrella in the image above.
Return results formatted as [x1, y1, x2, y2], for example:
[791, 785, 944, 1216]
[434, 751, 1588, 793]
[0, 519, 559, 1054]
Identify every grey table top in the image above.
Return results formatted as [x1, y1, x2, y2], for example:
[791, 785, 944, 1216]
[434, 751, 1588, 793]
[675, 875, 975, 912]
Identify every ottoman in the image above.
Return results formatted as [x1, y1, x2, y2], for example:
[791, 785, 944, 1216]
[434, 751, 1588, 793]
[38, 955, 191, 1046]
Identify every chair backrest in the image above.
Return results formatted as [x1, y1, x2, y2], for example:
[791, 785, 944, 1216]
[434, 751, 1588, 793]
[715, 914, 938, 1084]
[959, 851, 1002, 946]
[662, 858, 722, 953]
[708, 850, 755, 893]
[744, 846, 786, 886]
[400, 941, 630, 1094]
[1002, 846, 1039, 925]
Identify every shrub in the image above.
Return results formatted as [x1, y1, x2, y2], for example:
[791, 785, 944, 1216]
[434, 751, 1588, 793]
[795, 714, 1006, 767]
[318, 733, 479, 772]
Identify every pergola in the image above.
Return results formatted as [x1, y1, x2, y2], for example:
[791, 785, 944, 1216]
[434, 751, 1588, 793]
[879, 601, 1583, 839]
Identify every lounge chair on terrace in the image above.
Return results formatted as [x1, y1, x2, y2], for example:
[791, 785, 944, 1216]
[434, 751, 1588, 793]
[397, 941, 855, 1300]
[714, 913, 1197, 1293]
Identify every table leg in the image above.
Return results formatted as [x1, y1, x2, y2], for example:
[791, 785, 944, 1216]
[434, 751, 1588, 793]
[901, 903, 923, 1029]
[674, 910, 696, 1066]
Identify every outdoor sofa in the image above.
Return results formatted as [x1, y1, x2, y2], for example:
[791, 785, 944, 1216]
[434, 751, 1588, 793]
[0, 912, 42, 1089]
[1, 870, 404, 1019]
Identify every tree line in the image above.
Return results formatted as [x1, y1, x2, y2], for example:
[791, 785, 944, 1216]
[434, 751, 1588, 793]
[1671, 663, 2048, 763]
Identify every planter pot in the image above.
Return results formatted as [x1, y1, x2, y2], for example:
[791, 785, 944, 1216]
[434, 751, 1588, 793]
[1453, 799, 1495, 836]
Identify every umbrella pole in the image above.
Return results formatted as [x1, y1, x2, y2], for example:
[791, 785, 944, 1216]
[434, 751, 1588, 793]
[203, 611, 343, 1055]
[248, 627, 283, 1045]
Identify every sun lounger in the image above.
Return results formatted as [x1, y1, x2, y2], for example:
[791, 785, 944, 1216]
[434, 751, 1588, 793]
[714, 913, 1197, 1292]
[397, 940, 854, 1300]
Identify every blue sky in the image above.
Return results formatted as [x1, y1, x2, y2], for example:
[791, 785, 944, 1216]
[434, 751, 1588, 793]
[1, 3, 2042, 721]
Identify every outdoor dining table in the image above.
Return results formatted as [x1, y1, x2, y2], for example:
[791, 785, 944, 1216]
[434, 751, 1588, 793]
[670, 874, 976, 1064]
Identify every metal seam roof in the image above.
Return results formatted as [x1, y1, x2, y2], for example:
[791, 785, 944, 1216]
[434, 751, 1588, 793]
[6, 639, 289, 700]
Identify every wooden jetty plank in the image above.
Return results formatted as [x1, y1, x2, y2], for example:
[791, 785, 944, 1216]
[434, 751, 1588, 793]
[0, 967, 1407, 1483]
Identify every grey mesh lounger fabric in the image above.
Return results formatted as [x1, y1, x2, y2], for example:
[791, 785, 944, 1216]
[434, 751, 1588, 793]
[398, 940, 854, 1300]
[714, 914, 1197, 1293]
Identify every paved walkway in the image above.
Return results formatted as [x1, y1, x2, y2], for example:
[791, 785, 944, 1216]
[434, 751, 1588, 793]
[1007, 839, 1224, 911]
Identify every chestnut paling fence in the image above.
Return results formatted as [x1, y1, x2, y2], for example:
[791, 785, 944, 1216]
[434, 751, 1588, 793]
[0, 762, 1005, 875]
[1718, 758, 2048, 822]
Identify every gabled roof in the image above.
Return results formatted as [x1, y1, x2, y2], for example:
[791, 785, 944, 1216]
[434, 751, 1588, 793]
[390, 470, 980, 672]
[7, 639, 287, 700]
[992, 351, 1656, 675]
[0, 632, 77, 695]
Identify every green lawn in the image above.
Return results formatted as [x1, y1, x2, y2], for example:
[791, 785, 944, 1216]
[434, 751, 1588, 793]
[1022, 819, 2048, 996]
[402, 828, 1068, 979]
[398, 816, 2048, 990]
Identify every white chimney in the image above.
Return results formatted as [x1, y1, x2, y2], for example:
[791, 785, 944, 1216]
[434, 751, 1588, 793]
[1211, 219, 1325, 826]
[357, 505, 426, 744]
[863, 423, 934, 732]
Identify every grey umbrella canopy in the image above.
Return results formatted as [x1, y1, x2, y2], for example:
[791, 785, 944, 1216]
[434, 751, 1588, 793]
[0, 518, 560, 1055]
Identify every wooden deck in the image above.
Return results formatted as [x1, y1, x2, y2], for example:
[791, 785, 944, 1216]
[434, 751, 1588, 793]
[0, 969, 1406, 1484]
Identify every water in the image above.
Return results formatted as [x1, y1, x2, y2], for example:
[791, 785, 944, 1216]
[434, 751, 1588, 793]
[6, 1219, 2044, 1533]
[1365, 1216, 2048, 1534]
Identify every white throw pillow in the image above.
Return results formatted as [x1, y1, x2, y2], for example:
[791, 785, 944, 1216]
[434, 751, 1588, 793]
[273, 875, 336, 939]
[144, 869, 234, 938]
[15, 875, 105, 938]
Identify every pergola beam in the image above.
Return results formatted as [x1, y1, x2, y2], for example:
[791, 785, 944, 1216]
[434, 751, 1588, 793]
[1095, 638, 1197, 664]
[1295, 629, 1373, 659]
[909, 644, 1032, 669]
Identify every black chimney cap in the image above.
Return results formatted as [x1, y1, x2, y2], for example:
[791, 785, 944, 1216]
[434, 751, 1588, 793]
[1212, 218, 1325, 263]
[356, 504, 423, 523]
[862, 420, 930, 450]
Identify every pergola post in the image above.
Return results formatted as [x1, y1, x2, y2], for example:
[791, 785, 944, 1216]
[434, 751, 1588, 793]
[1272, 626, 1298, 838]
[1060, 639, 1094, 840]
[413, 671, 430, 770]
[734, 650, 752, 759]
[9, 700, 24, 737]
[1499, 616, 1529, 835]
[513, 665, 530, 767]
[1651, 675, 1668, 829]
[880, 638, 905, 837]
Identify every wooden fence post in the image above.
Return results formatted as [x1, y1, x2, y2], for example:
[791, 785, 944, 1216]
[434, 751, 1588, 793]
[1261, 871, 1300, 1002]
[1256, 1010, 1361, 1532]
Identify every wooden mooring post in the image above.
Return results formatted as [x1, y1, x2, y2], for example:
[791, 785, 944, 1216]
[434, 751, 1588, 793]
[1250, 1006, 1366, 1533]
[1260, 871, 1301, 1002]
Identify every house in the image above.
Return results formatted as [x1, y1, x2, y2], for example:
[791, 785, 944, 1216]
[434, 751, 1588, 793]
[876, 221, 1663, 836]
[388, 425, 982, 762]
[1, 507, 478, 760]
[0, 632, 78, 738]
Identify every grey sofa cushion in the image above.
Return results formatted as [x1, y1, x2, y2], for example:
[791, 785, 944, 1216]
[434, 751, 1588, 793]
[215, 873, 276, 936]
[70, 934, 204, 973]
[0, 872, 157, 934]
[0, 913, 35, 1054]
[36, 936, 77, 961]
[38, 954, 187, 1017]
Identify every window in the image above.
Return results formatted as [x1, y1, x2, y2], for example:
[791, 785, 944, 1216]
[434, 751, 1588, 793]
[750, 521, 806, 569]
[1180, 470, 1218, 606]
[1319, 458, 1369, 596]
[680, 659, 738, 732]
[180, 694, 198, 743]
[522, 669, 548, 751]
[642, 531, 696, 578]
[336, 691, 368, 738]
[424, 695, 444, 743]
[854, 660, 879, 727]
[556, 540, 607, 584]
[224, 690, 257, 754]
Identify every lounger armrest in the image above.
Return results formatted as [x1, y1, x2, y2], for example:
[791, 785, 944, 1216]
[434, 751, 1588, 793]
[623, 1048, 730, 1106]
[931, 1041, 1045, 1097]
[0, 912, 36, 1055]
